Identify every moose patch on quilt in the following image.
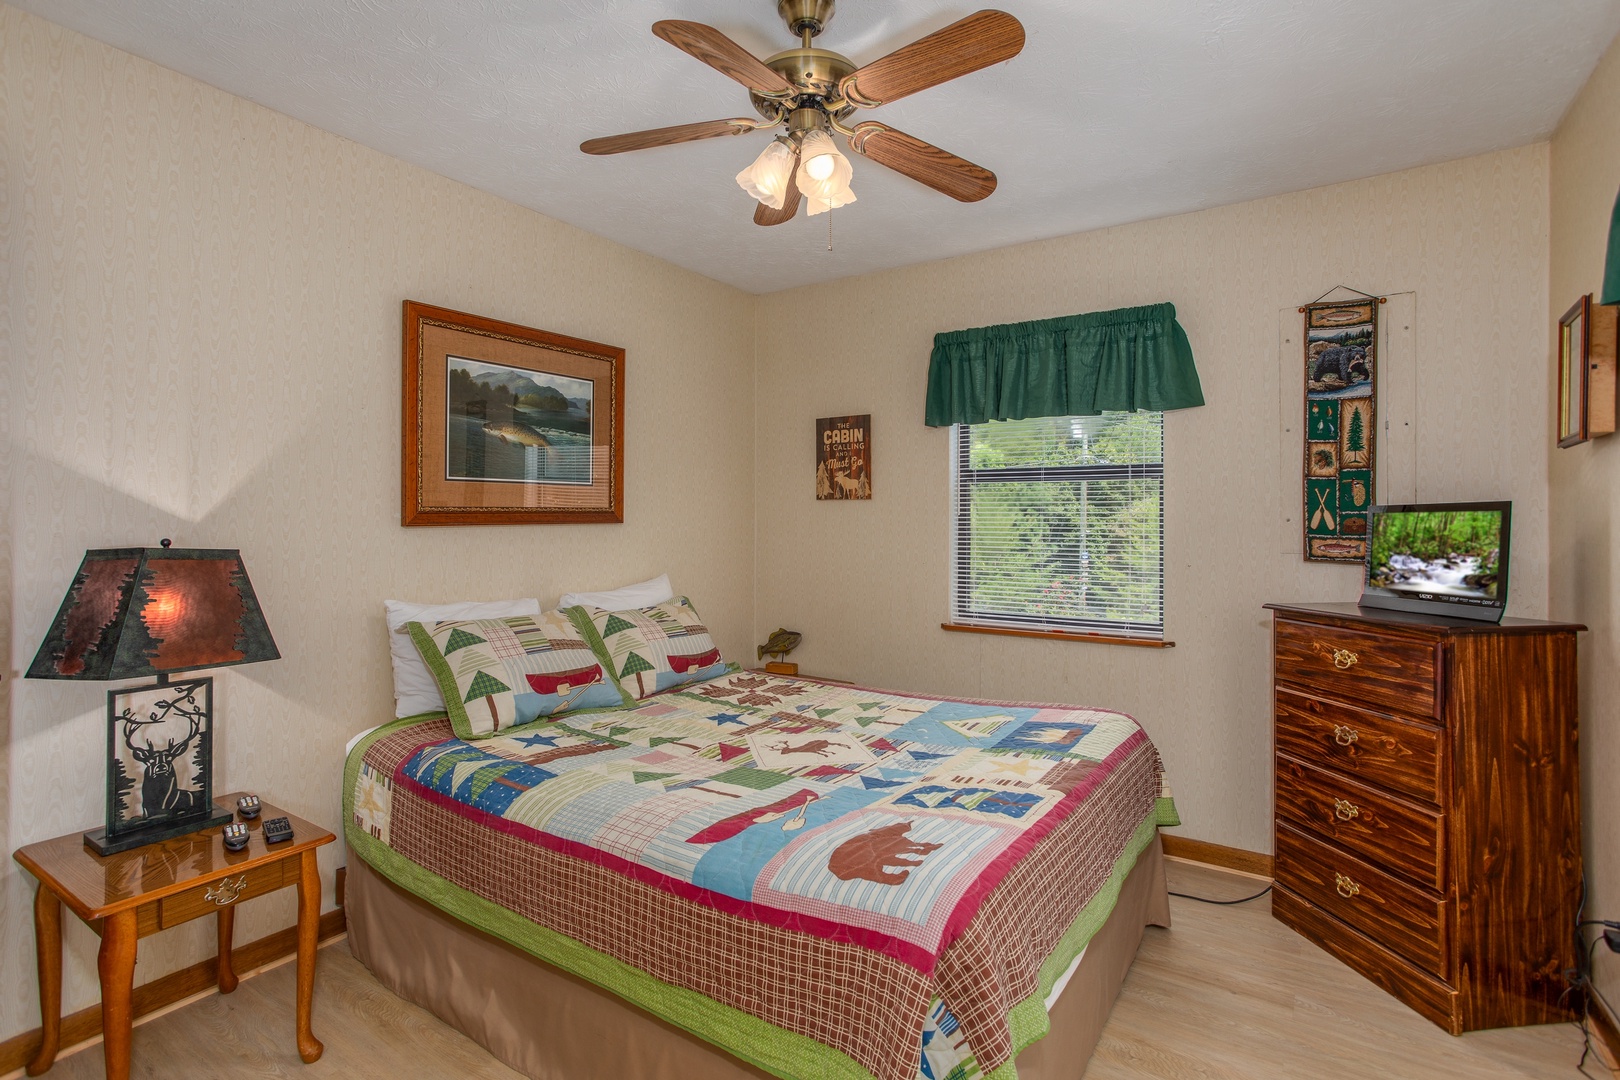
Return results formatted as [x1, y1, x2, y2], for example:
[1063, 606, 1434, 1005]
[390, 670, 1150, 958]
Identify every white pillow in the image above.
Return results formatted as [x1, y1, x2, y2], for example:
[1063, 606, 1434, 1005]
[384, 598, 541, 718]
[557, 573, 673, 612]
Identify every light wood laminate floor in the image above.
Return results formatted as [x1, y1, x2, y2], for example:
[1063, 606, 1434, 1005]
[18, 860, 1596, 1079]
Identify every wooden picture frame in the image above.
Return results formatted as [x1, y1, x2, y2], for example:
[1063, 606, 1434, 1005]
[403, 301, 624, 525]
[1558, 295, 1591, 448]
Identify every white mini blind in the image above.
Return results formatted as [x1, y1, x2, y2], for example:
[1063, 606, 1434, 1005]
[951, 413, 1164, 638]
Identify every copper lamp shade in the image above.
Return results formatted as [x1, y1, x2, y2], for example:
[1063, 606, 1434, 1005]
[28, 545, 279, 681]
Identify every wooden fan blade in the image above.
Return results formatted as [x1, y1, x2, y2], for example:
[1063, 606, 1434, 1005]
[839, 10, 1024, 108]
[847, 122, 997, 202]
[581, 119, 760, 156]
[653, 21, 796, 97]
[754, 173, 802, 226]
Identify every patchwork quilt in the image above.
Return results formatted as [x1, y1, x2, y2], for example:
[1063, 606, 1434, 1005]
[345, 671, 1177, 1080]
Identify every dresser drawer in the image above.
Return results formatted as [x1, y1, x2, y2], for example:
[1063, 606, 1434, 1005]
[159, 860, 292, 929]
[1272, 885, 1461, 1033]
[1275, 689, 1443, 803]
[1275, 754, 1444, 890]
[1273, 618, 1441, 719]
[1276, 821, 1447, 975]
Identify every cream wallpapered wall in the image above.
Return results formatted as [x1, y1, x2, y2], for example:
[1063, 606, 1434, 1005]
[0, 0, 1591, 1054]
[754, 145, 1552, 857]
[0, 7, 756, 1038]
[1550, 30, 1620, 1012]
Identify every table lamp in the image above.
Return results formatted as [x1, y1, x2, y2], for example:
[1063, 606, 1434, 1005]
[27, 541, 280, 854]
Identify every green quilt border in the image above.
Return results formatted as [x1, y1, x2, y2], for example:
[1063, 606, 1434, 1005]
[343, 722, 1178, 1080]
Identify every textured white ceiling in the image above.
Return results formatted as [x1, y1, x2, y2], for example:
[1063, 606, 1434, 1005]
[14, 0, 1620, 293]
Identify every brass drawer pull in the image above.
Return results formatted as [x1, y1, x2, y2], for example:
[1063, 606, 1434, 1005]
[1333, 724, 1360, 746]
[1309, 640, 1361, 669]
[205, 875, 249, 906]
[1334, 798, 1360, 821]
[1335, 873, 1361, 899]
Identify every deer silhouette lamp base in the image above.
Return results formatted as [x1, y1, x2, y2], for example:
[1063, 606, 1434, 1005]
[87, 674, 231, 856]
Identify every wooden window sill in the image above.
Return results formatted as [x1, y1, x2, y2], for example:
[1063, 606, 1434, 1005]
[941, 623, 1175, 649]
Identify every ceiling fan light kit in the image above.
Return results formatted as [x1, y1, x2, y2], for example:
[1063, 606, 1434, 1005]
[796, 128, 857, 214]
[581, 4, 1025, 226]
[736, 138, 798, 210]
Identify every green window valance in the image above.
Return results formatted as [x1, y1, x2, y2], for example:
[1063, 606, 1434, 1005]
[924, 302, 1204, 427]
[1603, 186, 1620, 306]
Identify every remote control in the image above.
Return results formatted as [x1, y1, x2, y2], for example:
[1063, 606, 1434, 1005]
[262, 816, 294, 844]
[236, 794, 261, 820]
[222, 822, 250, 852]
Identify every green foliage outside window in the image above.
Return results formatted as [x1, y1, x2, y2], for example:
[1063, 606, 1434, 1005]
[956, 412, 1163, 633]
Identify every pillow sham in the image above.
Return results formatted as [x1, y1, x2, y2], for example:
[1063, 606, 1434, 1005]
[567, 596, 729, 702]
[407, 610, 621, 739]
[557, 573, 673, 612]
[385, 598, 541, 718]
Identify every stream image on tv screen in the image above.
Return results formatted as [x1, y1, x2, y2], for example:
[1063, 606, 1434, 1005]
[1367, 509, 1503, 601]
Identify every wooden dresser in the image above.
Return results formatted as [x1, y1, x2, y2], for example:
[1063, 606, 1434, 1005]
[1264, 602, 1583, 1034]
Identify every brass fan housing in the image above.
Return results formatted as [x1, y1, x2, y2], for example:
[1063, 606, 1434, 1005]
[778, 0, 836, 38]
[749, 48, 857, 120]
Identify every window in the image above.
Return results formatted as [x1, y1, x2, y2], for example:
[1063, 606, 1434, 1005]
[951, 412, 1164, 639]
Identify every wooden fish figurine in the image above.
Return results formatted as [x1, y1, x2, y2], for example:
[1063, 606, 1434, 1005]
[757, 627, 802, 662]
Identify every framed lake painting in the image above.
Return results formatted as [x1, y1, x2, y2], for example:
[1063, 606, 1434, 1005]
[403, 301, 624, 525]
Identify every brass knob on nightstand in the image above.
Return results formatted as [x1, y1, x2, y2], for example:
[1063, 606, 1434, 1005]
[1335, 873, 1360, 899]
[1332, 648, 1359, 670]
[205, 875, 248, 906]
[1333, 724, 1360, 746]
[1334, 798, 1360, 822]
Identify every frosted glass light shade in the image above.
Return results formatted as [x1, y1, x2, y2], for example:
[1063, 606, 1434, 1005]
[736, 139, 797, 210]
[796, 129, 856, 216]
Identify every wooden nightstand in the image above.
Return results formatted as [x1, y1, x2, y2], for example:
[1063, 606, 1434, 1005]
[13, 793, 335, 1079]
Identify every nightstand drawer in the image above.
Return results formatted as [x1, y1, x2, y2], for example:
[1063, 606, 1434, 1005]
[1275, 689, 1442, 803]
[1273, 618, 1440, 719]
[160, 860, 292, 928]
[1276, 753, 1444, 890]
[1276, 822, 1447, 975]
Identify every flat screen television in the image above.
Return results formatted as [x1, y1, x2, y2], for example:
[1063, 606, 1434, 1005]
[1357, 501, 1510, 623]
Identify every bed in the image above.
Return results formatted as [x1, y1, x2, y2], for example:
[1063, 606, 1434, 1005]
[343, 669, 1177, 1080]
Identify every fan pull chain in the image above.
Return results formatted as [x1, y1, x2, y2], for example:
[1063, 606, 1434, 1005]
[827, 206, 833, 252]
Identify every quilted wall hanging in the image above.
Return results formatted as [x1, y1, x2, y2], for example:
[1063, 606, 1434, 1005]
[1302, 294, 1380, 562]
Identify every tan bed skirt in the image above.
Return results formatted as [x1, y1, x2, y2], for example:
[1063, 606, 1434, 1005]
[346, 834, 1169, 1080]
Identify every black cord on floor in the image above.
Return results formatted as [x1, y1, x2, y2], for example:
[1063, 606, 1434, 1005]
[1566, 877, 1617, 1080]
[1168, 884, 1273, 905]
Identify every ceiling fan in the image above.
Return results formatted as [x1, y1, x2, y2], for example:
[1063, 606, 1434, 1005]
[580, 1, 1026, 226]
